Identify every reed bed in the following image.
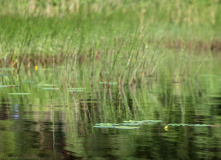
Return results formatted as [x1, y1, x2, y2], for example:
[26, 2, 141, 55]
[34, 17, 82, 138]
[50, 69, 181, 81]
[0, 0, 221, 105]
[1, 2, 221, 159]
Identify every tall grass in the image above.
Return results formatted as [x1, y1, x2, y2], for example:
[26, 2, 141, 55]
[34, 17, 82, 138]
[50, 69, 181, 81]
[1, 2, 221, 158]
[0, 0, 220, 85]
[0, 0, 220, 25]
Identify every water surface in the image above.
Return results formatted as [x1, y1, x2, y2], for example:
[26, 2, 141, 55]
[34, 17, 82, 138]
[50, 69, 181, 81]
[0, 66, 221, 160]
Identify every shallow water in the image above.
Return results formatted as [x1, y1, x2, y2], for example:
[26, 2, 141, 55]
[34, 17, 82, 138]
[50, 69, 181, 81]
[0, 67, 221, 160]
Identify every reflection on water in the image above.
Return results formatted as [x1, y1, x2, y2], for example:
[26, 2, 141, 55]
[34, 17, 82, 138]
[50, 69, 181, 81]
[0, 67, 221, 160]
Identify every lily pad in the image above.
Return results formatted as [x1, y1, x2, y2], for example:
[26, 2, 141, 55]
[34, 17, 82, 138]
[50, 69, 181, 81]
[99, 82, 118, 85]
[187, 124, 195, 126]
[0, 74, 9, 76]
[68, 90, 84, 92]
[67, 88, 85, 90]
[115, 126, 139, 129]
[0, 85, 18, 88]
[123, 121, 144, 123]
[192, 124, 210, 127]
[95, 123, 119, 126]
[35, 84, 56, 87]
[168, 124, 211, 127]
[42, 88, 59, 90]
[120, 122, 144, 126]
[93, 123, 119, 128]
[93, 126, 116, 128]
[168, 124, 188, 126]
[8, 93, 31, 95]
[123, 120, 162, 124]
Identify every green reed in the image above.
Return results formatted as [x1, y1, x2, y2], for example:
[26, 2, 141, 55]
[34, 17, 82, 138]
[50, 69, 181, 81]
[0, 0, 220, 87]
[1, 2, 221, 157]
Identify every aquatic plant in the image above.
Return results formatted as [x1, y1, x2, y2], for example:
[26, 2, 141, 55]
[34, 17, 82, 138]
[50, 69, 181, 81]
[93, 120, 162, 129]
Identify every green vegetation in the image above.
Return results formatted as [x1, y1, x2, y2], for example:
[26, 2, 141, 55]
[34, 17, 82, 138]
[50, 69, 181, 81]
[93, 120, 162, 129]
[0, 0, 221, 86]
[0, 1, 221, 159]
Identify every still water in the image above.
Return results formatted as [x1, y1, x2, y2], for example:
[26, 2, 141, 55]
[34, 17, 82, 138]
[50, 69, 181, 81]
[0, 67, 221, 160]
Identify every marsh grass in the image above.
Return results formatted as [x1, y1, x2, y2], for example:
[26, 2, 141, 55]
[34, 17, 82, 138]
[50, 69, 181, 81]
[1, 3, 221, 158]
[1, 57, 220, 135]
[0, 0, 221, 114]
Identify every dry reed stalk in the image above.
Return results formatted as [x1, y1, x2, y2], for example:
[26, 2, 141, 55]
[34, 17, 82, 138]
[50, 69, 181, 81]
[29, 0, 36, 14]
[46, 0, 51, 15]
[69, 0, 79, 13]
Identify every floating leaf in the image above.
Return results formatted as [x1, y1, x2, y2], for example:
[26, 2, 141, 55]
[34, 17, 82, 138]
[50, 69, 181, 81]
[67, 88, 85, 90]
[115, 126, 139, 129]
[168, 124, 211, 127]
[95, 123, 119, 126]
[35, 84, 56, 87]
[67, 88, 85, 92]
[93, 126, 116, 128]
[0, 85, 18, 88]
[168, 124, 188, 126]
[42, 88, 59, 90]
[94, 125, 139, 129]
[120, 122, 144, 126]
[68, 90, 84, 92]
[8, 93, 31, 95]
[99, 82, 118, 85]
[192, 124, 210, 127]
[0, 74, 9, 76]
[93, 123, 119, 128]
[123, 121, 144, 123]
[123, 120, 162, 125]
